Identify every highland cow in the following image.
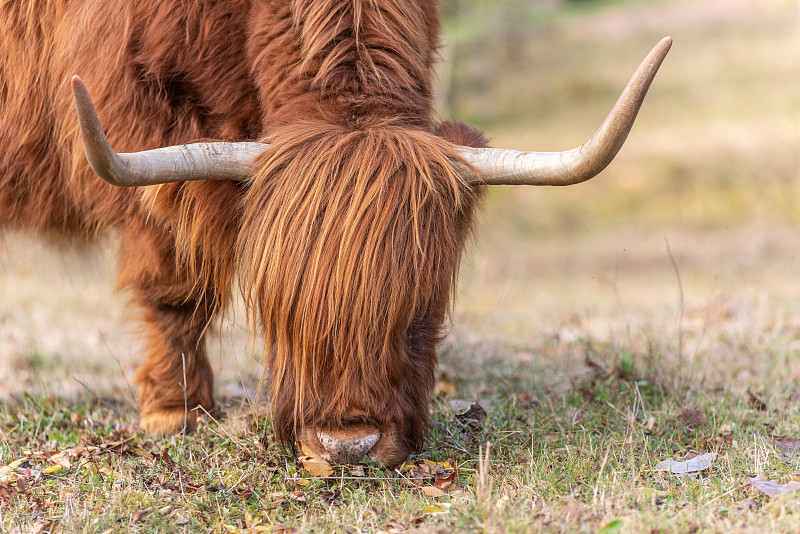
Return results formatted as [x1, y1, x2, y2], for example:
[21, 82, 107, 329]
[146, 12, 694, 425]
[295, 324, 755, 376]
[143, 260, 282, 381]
[0, 0, 670, 466]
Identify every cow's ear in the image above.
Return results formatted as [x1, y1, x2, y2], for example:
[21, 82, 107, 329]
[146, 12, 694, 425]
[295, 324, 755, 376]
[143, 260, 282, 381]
[434, 121, 488, 149]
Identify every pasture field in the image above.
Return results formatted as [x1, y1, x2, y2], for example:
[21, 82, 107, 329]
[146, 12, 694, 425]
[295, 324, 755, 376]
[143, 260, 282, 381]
[3, 0, 800, 531]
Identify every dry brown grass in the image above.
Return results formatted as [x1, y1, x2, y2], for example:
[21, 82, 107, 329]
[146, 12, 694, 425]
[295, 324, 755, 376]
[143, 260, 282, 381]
[449, 0, 800, 392]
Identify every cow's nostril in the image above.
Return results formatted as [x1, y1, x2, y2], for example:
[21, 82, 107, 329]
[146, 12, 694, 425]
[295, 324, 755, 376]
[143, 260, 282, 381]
[315, 425, 380, 465]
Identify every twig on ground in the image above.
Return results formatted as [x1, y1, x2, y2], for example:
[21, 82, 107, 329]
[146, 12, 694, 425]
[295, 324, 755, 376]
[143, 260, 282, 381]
[181, 352, 188, 437]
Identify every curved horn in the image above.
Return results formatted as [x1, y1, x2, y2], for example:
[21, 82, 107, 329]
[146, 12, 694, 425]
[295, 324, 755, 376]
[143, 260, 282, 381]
[71, 76, 267, 187]
[460, 36, 672, 186]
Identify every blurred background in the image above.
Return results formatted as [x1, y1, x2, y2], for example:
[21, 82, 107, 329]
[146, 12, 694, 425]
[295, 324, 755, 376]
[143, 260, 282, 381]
[2, 0, 800, 401]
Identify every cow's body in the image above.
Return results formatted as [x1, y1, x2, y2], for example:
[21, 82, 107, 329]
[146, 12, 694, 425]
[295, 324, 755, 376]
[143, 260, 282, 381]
[0, 0, 485, 466]
[1, 0, 670, 466]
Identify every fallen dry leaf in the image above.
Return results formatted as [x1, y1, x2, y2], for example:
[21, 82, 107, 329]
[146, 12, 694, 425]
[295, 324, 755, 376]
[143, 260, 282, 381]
[48, 451, 71, 469]
[170, 510, 190, 526]
[653, 453, 715, 479]
[518, 392, 540, 409]
[421, 486, 445, 498]
[220, 524, 271, 534]
[747, 390, 767, 411]
[98, 466, 114, 477]
[104, 438, 139, 455]
[435, 477, 456, 492]
[30, 520, 58, 534]
[448, 488, 475, 502]
[421, 503, 450, 515]
[677, 407, 708, 429]
[0, 482, 16, 506]
[40, 465, 65, 475]
[154, 448, 176, 469]
[0, 458, 26, 481]
[68, 444, 87, 457]
[400, 459, 456, 488]
[292, 478, 311, 488]
[288, 491, 306, 503]
[735, 499, 758, 510]
[300, 457, 333, 477]
[348, 465, 365, 477]
[749, 478, 800, 497]
[772, 436, 800, 458]
[320, 487, 342, 503]
[455, 402, 486, 430]
[132, 508, 153, 523]
[298, 442, 333, 477]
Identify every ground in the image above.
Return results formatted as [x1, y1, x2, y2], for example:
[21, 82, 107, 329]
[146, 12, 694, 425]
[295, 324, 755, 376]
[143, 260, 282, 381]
[3, 0, 800, 532]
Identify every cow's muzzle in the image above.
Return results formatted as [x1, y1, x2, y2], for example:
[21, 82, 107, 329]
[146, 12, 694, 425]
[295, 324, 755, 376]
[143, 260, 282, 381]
[301, 424, 407, 467]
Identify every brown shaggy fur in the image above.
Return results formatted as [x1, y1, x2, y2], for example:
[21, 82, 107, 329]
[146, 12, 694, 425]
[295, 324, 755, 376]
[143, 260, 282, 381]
[0, 0, 486, 463]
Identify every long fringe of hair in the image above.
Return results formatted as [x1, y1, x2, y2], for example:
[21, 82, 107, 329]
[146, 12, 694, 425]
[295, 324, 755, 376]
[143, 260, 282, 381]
[237, 118, 480, 444]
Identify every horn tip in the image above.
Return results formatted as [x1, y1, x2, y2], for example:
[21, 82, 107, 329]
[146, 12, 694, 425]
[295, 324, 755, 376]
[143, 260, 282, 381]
[71, 76, 92, 108]
[71, 75, 85, 91]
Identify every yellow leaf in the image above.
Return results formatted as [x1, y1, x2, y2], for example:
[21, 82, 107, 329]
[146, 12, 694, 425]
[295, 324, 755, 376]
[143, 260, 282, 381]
[301, 457, 332, 477]
[7, 458, 25, 469]
[298, 441, 318, 458]
[298, 441, 333, 477]
[422, 504, 450, 515]
[400, 459, 453, 472]
[42, 465, 64, 474]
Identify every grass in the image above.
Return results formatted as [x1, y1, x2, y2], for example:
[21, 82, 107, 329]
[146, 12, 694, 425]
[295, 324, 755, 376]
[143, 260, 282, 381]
[5, 0, 800, 531]
[446, 0, 800, 231]
[4, 330, 800, 532]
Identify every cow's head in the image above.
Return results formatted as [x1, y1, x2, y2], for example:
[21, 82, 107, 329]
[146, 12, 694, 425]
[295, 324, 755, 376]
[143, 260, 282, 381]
[235, 120, 481, 467]
[71, 37, 670, 467]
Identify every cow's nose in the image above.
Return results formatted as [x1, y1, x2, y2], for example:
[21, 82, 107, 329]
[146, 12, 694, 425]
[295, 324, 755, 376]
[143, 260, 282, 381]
[315, 425, 380, 464]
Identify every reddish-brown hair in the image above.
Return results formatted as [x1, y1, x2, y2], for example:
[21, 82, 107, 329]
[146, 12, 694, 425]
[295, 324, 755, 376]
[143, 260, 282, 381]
[239, 119, 480, 448]
[0, 0, 486, 459]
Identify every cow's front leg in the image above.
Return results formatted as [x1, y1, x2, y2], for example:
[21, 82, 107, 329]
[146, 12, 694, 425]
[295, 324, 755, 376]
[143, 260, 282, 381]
[118, 223, 218, 434]
[133, 296, 216, 434]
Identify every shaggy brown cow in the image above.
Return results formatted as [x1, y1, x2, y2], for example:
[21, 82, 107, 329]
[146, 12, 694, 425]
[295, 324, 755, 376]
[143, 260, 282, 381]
[0, 0, 670, 466]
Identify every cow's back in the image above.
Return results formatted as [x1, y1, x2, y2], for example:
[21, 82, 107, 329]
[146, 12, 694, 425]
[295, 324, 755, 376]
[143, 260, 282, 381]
[0, 1, 77, 229]
[0, 0, 261, 234]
